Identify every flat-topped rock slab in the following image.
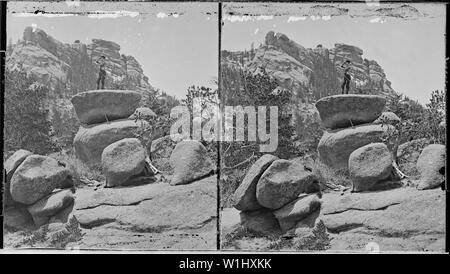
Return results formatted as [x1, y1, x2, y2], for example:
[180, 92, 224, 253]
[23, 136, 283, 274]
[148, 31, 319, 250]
[315, 94, 386, 129]
[71, 90, 141, 125]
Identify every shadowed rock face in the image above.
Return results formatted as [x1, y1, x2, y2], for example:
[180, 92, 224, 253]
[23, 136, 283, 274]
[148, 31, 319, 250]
[315, 95, 386, 129]
[71, 90, 141, 125]
[416, 144, 446, 190]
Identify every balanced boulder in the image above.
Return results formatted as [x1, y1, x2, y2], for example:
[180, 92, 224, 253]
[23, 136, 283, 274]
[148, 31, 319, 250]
[373, 111, 401, 125]
[101, 138, 147, 187]
[27, 189, 75, 226]
[10, 155, 72, 205]
[273, 193, 321, 232]
[71, 90, 141, 125]
[416, 144, 446, 190]
[73, 119, 148, 166]
[315, 94, 385, 129]
[232, 154, 279, 211]
[256, 159, 318, 210]
[318, 123, 393, 171]
[4, 149, 32, 206]
[348, 143, 393, 192]
[169, 140, 215, 185]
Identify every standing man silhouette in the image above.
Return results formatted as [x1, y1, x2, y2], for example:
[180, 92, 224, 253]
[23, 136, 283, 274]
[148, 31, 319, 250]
[96, 55, 107, 90]
[341, 60, 352, 94]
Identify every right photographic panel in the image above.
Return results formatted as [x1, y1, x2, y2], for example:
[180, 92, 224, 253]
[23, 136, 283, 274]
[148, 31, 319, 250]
[220, 2, 446, 252]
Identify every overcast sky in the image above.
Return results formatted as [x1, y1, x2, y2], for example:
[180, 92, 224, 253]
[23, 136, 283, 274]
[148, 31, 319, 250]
[7, 2, 218, 99]
[222, 6, 446, 105]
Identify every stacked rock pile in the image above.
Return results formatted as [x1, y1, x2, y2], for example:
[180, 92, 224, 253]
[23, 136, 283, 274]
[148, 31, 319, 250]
[231, 155, 321, 233]
[4, 150, 75, 227]
[71, 90, 154, 187]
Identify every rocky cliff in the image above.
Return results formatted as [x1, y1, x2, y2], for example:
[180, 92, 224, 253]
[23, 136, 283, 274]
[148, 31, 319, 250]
[7, 26, 153, 97]
[223, 31, 397, 104]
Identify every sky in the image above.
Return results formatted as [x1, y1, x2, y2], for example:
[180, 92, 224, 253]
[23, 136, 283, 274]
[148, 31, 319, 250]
[222, 5, 446, 105]
[7, 2, 218, 99]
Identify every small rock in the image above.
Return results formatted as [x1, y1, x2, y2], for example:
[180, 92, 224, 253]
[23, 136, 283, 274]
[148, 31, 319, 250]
[169, 140, 215, 185]
[101, 138, 147, 187]
[256, 159, 319, 210]
[129, 107, 156, 120]
[349, 143, 393, 192]
[27, 189, 75, 226]
[232, 154, 279, 211]
[239, 209, 281, 235]
[274, 194, 322, 232]
[10, 155, 72, 205]
[416, 144, 446, 190]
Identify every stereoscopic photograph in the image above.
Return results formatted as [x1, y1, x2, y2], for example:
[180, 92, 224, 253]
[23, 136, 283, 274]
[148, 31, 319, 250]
[220, 2, 446, 252]
[3, 1, 218, 250]
[1, 1, 447, 255]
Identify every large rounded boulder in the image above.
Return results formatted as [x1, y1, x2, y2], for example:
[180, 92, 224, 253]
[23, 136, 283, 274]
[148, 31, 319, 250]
[71, 90, 141, 125]
[73, 119, 148, 166]
[315, 94, 386, 129]
[10, 155, 72, 205]
[4, 149, 33, 206]
[318, 123, 393, 171]
[256, 159, 319, 210]
[169, 140, 215, 186]
[101, 138, 147, 187]
[348, 143, 393, 192]
[27, 189, 75, 226]
[416, 144, 446, 190]
[232, 154, 279, 211]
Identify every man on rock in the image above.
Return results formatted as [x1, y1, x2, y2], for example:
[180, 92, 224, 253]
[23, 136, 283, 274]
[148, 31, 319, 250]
[96, 55, 107, 90]
[341, 60, 352, 94]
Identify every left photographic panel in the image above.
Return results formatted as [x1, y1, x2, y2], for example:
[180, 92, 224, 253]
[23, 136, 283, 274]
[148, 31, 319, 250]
[4, 1, 219, 250]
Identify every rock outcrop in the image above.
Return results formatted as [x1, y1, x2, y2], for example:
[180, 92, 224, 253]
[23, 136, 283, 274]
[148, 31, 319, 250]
[169, 140, 215, 186]
[348, 143, 393, 192]
[416, 144, 446, 190]
[101, 138, 148, 187]
[71, 90, 141, 125]
[315, 95, 386, 129]
[10, 155, 73, 205]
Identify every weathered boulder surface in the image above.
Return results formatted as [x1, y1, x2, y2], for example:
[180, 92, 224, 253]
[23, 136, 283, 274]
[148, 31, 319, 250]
[397, 138, 431, 178]
[232, 154, 279, 211]
[348, 143, 393, 192]
[101, 138, 147, 187]
[373, 111, 401, 125]
[4, 205, 35, 230]
[73, 175, 217, 249]
[71, 90, 141, 125]
[4, 149, 33, 206]
[256, 159, 319, 210]
[321, 187, 445, 252]
[128, 107, 156, 120]
[169, 140, 215, 186]
[416, 144, 446, 190]
[10, 155, 72, 205]
[239, 209, 281, 235]
[73, 119, 148, 166]
[315, 95, 385, 129]
[273, 193, 321, 232]
[27, 189, 75, 226]
[318, 123, 393, 171]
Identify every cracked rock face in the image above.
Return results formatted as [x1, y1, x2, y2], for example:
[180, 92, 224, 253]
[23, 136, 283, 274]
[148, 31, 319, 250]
[320, 187, 445, 251]
[72, 175, 217, 250]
